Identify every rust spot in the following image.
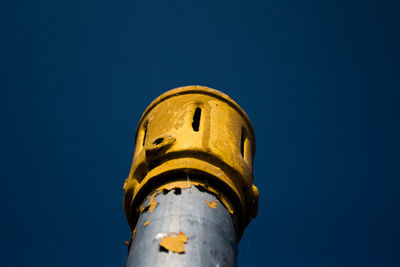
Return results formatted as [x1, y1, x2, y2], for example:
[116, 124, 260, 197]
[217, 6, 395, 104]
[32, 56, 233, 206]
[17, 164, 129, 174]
[159, 232, 188, 254]
[124, 240, 129, 247]
[205, 200, 218, 209]
[144, 219, 150, 227]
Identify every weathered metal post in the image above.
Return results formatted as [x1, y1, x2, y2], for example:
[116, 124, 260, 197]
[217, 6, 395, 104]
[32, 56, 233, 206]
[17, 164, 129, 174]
[123, 86, 259, 266]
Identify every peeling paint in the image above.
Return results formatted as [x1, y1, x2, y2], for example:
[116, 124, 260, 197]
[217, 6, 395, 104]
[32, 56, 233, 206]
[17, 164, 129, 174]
[148, 195, 158, 213]
[195, 184, 234, 215]
[205, 200, 218, 209]
[125, 229, 136, 250]
[132, 229, 136, 241]
[140, 181, 234, 220]
[167, 182, 233, 214]
[159, 232, 188, 254]
[158, 181, 193, 191]
[144, 219, 150, 227]
[141, 193, 158, 213]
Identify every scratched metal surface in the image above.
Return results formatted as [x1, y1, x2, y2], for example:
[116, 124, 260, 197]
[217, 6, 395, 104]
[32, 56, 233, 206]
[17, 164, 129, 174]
[126, 185, 237, 267]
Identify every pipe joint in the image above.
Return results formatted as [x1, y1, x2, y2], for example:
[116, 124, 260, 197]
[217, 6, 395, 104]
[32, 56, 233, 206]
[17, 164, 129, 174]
[123, 86, 259, 237]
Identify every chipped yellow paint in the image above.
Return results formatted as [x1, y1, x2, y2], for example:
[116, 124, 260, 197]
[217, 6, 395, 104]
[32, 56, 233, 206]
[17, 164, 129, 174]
[131, 228, 136, 240]
[195, 183, 234, 215]
[147, 195, 158, 213]
[205, 200, 218, 209]
[143, 219, 150, 227]
[140, 193, 158, 213]
[159, 232, 188, 254]
[142, 181, 234, 215]
[158, 180, 193, 191]
[123, 86, 259, 238]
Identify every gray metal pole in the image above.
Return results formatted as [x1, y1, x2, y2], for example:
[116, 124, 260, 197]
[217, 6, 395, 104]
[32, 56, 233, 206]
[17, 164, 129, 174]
[126, 180, 237, 267]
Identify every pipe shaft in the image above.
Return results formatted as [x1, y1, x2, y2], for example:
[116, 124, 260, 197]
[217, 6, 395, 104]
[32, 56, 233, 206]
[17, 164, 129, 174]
[126, 182, 237, 267]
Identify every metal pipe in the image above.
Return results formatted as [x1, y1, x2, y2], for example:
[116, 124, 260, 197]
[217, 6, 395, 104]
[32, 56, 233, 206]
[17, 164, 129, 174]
[123, 86, 258, 266]
[126, 177, 237, 267]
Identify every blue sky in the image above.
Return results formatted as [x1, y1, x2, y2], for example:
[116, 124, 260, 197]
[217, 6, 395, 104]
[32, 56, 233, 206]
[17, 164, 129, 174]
[1, 0, 399, 266]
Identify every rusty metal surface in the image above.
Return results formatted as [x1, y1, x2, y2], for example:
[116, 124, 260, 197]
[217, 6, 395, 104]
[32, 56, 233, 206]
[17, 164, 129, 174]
[126, 184, 237, 267]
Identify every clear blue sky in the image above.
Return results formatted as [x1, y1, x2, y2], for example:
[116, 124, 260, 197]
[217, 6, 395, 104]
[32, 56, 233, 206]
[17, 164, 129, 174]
[1, 1, 399, 266]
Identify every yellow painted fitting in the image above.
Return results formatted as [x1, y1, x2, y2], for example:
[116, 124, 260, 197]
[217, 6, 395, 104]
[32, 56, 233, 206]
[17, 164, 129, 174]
[123, 85, 259, 237]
